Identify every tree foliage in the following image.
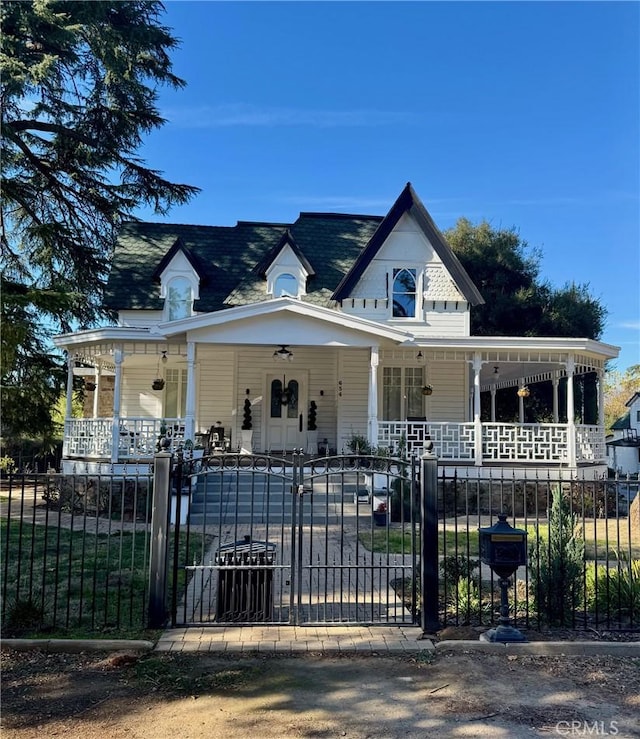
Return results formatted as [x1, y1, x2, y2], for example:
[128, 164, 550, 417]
[445, 218, 606, 339]
[604, 364, 640, 431]
[1, 0, 199, 440]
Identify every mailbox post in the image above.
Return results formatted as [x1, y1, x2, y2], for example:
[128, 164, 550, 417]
[479, 513, 528, 643]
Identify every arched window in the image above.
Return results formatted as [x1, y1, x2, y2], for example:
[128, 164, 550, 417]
[392, 268, 417, 318]
[274, 273, 298, 298]
[167, 277, 193, 320]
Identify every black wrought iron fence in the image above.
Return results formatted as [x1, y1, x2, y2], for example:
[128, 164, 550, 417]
[436, 470, 639, 633]
[1, 471, 153, 636]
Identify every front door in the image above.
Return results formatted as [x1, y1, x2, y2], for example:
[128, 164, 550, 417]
[266, 373, 306, 452]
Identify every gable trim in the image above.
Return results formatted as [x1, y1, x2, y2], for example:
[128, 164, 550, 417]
[156, 296, 413, 342]
[331, 183, 484, 306]
[151, 237, 203, 282]
[254, 229, 315, 277]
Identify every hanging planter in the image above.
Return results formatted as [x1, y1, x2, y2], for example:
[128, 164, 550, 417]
[421, 385, 433, 396]
[85, 381, 96, 392]
[152, 378, 165, 391]
[517, 385, 530, 398]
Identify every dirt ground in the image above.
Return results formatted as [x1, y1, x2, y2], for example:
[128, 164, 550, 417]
[1, 648, 639, 739]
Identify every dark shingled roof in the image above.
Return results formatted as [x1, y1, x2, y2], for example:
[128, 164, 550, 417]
[103, 184, 484, 312]
[104, 214, 383, 311]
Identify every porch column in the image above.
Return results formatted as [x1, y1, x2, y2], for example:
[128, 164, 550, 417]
[552, 371, 560, 423]
[597, 368, 605, 425]
[368, 346, 379, 447]
[65, 353, 74, 419]
[185, 342, 196, 441]
[565, 356, 576, 468]
[472, 353, 483, 467]
[92, 366, 101, 419]
[111, 348, 123, 463]
[490, 387, 497, 422]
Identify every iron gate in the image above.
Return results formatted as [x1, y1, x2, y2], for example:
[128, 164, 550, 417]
[169, 452, 421, 626]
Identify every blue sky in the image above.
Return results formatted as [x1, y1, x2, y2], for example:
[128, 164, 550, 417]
[138, 1, 640, 373]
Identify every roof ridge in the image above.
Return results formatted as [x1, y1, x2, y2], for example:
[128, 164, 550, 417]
[298, 212, 384, 221]
[121, 220, 234, 230]
[235, 220, 291, 227]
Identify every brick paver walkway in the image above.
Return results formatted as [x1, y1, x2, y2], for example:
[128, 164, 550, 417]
[155, 624, 430, 653]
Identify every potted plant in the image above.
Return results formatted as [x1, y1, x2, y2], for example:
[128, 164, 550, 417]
[306, 400, 319, 455]
[373, 500, 388, 527]
[421, 384, 433, 396]
[152, 378, 165, 391]
[240, 396, 253, 453]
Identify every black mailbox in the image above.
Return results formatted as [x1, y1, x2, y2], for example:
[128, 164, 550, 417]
[478, 513, 528, 643]
[479, 513, 527, 579]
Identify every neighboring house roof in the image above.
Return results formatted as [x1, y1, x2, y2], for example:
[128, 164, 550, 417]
[625, 392, 640, 408]
[103, 183, 485, 312]
[611, 412, 631, 431]
[331, 182, 484, 306]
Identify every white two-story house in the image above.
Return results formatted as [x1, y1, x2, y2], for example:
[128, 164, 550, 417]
[53, 183, 619, 478]
[607, 392, 640, 476]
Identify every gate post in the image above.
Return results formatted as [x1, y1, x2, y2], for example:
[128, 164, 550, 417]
[148, 451, 172, 629]
[420, 442, 440, 633]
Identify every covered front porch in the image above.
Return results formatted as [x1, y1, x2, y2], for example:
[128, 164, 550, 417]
[53, 300, 618, 479]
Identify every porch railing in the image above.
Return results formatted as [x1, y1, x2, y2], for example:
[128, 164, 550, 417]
[63, 418, 606, 466]
[377, 421, 606, 465]
[63, 417, 186, 460]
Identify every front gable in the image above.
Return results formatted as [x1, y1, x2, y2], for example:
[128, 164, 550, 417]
[348, 212, 465, 304]
[332, 183, 483, 307]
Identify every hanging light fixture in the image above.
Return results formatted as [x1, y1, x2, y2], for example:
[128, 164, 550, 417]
[161, 350, 168, 364]
[517, 363, 530, 397]
[273, 344, 294, 362]
[416, 350, 424, 363]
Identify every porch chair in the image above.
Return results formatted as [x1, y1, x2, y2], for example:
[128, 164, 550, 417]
[207, 424, 230, 453]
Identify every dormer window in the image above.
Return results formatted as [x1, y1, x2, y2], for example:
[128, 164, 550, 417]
[274, 273, 299, 298]
[392, 268, 417, 318]
[167, 276, 193, 320]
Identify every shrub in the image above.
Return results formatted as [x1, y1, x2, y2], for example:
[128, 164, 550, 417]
[0, 456, 17, 476]
[585, 554, 640, 624]
[2, 595, 49, 637]
[440, 554, 481, 591]
[308, 401, 317, 431]
[529, 487, 585, 626]
[242, 398, 252, 430]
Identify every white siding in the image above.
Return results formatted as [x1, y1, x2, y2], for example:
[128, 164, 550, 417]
[196, 346, 235, 436]
[340, 212, 470, 337]
[337, 348, 370, 451]
[427, 361, 468, 422]
[120, 367, 162, 417]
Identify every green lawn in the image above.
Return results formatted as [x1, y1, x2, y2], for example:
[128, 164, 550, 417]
[359, 520, 639, 560]
[358, 527, 480, 555]
[1, 518, 212, 639]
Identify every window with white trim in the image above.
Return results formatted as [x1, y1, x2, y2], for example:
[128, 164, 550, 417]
[167, 277, 193, 320]
[382, 366, 424, 420]
[164, 368, 187, 417]
[392, 268, 417, 318]
[274, 273, 298, 297]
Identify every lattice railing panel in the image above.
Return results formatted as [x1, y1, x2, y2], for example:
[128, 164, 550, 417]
[482, 423, 569, 462]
